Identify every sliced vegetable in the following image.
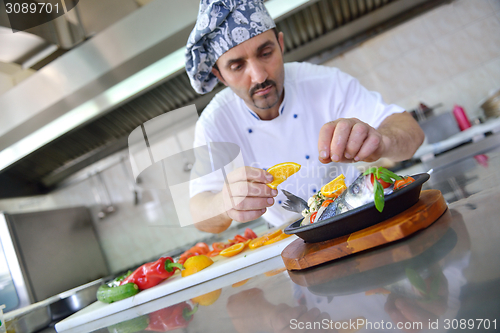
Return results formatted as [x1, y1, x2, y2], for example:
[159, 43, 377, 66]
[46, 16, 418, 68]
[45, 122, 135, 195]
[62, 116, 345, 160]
[321, 200, 334, 207]
[394, 176, 415, 190]
[234, 234, 248, 243]
[310, 212, 317, 223]
[97, 282, 139, 304]
[178, 242, 210, 265]
[370, 173, 392, 189]
[244, 228, 258, 239]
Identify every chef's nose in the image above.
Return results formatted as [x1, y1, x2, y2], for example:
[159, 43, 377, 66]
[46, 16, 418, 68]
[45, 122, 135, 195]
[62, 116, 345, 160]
[248, 60, 268, 85]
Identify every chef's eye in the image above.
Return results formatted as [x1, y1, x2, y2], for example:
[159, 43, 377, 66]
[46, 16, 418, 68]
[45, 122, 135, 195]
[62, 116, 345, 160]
[230, 64, 243, 71]
[351, 184, 360, 194]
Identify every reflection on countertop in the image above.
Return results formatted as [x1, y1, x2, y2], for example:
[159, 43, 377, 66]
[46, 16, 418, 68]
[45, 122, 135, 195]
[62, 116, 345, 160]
[54, 150, 500, 333]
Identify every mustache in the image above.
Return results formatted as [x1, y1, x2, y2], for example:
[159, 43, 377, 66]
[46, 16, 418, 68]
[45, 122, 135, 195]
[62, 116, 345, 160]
[250, 80, 276, 96]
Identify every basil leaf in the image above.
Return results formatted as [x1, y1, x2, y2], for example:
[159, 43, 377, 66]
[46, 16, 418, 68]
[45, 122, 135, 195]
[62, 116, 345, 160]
[405, 268, 427, 295]
[378, 173, 394, 184]
[379, 167, 403, 181]
[429, 276, 440, 300]
[374, 180, 385, 212]
[363, 167, 377, 176]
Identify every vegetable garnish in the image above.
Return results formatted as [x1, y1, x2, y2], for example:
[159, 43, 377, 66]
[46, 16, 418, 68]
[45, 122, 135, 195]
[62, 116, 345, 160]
[363, 167, 403, 213]
[394, 176, 415, 190]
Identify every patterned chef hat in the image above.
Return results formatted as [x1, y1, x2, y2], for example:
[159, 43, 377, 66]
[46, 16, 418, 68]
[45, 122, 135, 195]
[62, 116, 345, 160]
[185, 0, 276, 94]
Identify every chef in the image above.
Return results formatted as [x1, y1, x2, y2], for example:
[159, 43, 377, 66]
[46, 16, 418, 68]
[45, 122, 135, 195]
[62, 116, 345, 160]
[186, 0, 424, 233]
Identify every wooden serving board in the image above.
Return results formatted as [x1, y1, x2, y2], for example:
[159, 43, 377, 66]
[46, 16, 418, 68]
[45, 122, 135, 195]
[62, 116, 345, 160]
[282, 190, 446, 270]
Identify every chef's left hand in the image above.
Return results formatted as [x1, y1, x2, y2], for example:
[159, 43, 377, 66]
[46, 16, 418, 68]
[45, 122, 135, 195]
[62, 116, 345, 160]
[318, 118, 387, 163]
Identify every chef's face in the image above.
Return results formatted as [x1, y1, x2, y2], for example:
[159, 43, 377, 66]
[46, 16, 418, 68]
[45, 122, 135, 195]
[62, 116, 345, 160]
[212, 29, 285, 119]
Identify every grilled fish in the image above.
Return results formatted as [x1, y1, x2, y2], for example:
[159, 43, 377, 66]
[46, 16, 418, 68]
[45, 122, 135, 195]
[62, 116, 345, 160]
[318, 173, 394, 221]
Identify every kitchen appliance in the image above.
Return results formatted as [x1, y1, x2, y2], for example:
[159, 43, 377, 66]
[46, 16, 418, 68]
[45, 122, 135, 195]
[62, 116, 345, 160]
[0, 207, 109, 314]
[481, 89, 500, 119]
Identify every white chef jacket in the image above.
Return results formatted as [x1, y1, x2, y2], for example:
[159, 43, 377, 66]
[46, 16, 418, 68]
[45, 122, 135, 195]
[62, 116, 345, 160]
[190, 61, 404, 227]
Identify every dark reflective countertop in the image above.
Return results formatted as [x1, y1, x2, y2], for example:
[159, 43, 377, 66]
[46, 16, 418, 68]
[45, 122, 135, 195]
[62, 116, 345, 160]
[58, 142, 500, 333]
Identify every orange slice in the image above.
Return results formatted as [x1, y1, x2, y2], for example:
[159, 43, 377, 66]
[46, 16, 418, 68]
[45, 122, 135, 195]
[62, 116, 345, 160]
[264, 267, 287, 277]
[249, 229, 283, 249]
[321, 174, 347, 198]
[263, 232, 292, 245]
[266, 162, 301, 190]
[249, 236, 267, 249]
[191, 289, 222, 306]
[219, 243, 246, 257]
[232, 278, 250, 287]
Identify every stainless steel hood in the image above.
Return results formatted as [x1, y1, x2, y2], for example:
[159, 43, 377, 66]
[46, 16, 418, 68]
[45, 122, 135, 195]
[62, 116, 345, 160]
[0, 0, 448, 197]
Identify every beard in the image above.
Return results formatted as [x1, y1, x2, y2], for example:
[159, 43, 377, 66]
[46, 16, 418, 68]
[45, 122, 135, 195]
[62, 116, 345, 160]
[249, 79, 281, 110]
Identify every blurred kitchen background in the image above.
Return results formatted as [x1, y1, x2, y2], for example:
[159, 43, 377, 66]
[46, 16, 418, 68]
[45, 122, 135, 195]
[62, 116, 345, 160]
[1, 0, 499, 319]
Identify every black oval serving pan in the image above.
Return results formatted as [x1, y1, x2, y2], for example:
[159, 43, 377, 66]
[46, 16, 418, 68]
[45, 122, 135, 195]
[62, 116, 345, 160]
[284, 173, 430, 243]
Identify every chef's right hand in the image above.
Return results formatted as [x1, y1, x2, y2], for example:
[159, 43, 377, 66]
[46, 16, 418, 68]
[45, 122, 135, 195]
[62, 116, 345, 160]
[222, 166, 278, 222]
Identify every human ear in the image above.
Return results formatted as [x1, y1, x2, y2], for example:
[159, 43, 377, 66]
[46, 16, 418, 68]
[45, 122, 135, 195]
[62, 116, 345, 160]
[278, 31, 285, 54]
[211, 66, 228, 86]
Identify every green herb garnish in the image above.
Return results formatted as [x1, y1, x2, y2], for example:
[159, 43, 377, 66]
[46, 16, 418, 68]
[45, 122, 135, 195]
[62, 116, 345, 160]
[363, 167, 403, 213]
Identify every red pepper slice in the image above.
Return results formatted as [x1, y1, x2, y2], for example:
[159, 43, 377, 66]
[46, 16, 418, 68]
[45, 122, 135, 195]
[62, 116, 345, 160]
[321, 200, 334, 207]
[120, 257, 183, 290]
[146, 302, 198, 331]
[206, 249, 221, 257]
[212, 242, 227, 251]
[244, 228, 258, 239]
[310, 212, 317, 223]
[394, 176, 415, 190]
[234, 234, 248, 243]
[193, 242, 209, 253]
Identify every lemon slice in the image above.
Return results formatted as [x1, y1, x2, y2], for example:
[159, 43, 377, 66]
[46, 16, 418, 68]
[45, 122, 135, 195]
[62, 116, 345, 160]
[321, 174, 347, 198]
[266, 162, 301, 190]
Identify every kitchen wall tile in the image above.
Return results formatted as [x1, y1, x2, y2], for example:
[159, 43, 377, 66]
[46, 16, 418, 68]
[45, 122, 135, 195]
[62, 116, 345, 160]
[393, 94, 420, 113]
[358, 30, 403, 67]
[464, 15, 500, 63]
[483, 57, 500, 88]
[391, 16, 434, 54]
[453, 0, 493, 26]
[434, 29, 484, 77]
[402, 44, 452, 89]
[422, 3, 463, 40]
[339, 47, 373, 77]
[371, 58, 419, 104]
[452, 66, 498, 117]
[322, 56, 346, 72]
